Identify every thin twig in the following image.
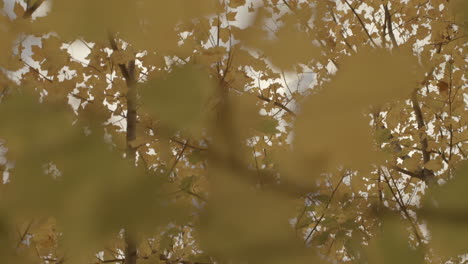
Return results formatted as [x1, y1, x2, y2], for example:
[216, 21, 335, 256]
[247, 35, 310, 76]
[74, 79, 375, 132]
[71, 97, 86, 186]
[304, 172, 347, 244]
[257, 94, 296, 116]
[23, 0, 45, 19]
[343, 0, 377, 47]
[167, 140, 189, 177]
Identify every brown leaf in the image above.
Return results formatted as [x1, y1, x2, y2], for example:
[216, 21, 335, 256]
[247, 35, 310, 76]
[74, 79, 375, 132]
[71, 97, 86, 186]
[437, 80, 449, 95]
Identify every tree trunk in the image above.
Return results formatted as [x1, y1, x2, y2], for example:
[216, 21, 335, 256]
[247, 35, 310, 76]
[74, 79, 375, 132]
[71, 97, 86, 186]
[109, 34, 138, 264]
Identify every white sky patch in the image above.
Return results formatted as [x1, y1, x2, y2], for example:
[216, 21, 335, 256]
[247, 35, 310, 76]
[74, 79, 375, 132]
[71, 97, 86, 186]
[459, 254, 468, 263]
[418, 221, 430, 241]
[106, 113, 127, 133]
[30, 0, 50, 19]
[63, 39, 92, 64]
[288, 70, 316, 93]
[2, 0, 18, 19]
[95, 251, 105, 261]
[343, 173, 351, 186]
[21, 234, 32, 246]
[2, 161, 13, 184]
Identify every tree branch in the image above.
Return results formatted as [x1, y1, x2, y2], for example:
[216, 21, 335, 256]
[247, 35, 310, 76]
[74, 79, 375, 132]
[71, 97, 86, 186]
[411, 90, 434, 183]
[381, 167, 423, 244]
[343, 0, 377, 47]
[257, 95, 296, 116]
[304, 172, 346, 244]
[391, 165, 424, 181]
[23, 0, 45, 19]
[108, 33, 138, 264]
[384, 4, 399, 48]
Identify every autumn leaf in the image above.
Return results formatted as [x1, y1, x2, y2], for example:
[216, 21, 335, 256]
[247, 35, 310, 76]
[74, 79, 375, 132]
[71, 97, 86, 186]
[422, 162, 468, 257]
[228, 0, 246, 9]
[140, 64, 215, 136]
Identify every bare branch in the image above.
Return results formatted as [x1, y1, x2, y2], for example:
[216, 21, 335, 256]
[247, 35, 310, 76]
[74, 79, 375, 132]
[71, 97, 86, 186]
[23, 0, 45, 19]
[342, 0, 378, 47]
[257, 94, 296, 116]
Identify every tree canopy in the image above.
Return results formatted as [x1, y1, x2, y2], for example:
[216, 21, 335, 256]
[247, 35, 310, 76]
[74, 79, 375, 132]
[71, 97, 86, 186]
[0, 0, 467, 264]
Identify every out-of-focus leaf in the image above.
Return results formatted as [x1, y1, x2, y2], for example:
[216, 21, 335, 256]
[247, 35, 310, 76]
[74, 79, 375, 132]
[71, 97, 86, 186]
[376, 128, 392, 145]
[180, 175, 195, 191]
[238, 11, 320, 70]
[33, 0, 217, 49]
[256, 116, 279, 135]
[197, 167, 318, 264]
[365, 218, 424, 264]
[312, 231, 329, 246]
[187, 150, 206, 164]
[289, 47, 422, 178]
[140, 64, 215, 136]
[0, 92, 76, 161]
[187, 254, 212, 264]
[449, 0, 468, 32]
[422, 161, 468, 257]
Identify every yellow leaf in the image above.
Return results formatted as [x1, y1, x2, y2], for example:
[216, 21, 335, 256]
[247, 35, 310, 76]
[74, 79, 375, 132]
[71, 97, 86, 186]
[226, 11, 237, 21]
[424, 158, 443, 172]
[228, 0, 246, 9]
[13, 2, 24, 18]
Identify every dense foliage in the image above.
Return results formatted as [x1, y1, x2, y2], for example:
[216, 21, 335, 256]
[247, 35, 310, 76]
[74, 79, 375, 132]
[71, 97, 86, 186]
[0, 0, 467, 263]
